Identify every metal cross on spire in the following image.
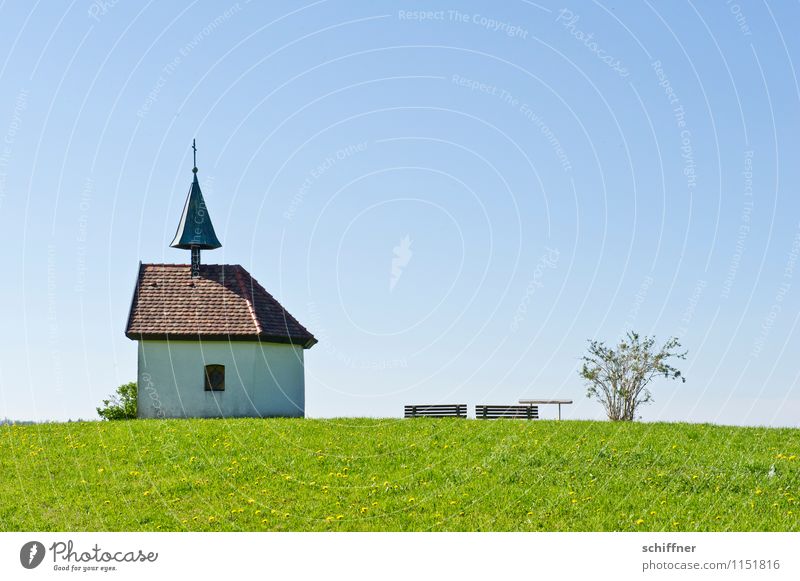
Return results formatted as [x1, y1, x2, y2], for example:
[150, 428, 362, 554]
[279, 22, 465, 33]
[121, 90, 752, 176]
[192, 138, 198, 173]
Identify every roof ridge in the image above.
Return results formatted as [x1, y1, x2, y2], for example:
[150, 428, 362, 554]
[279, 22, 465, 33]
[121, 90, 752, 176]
[140, 263, 240, 267]
[233, 266, 263, 335]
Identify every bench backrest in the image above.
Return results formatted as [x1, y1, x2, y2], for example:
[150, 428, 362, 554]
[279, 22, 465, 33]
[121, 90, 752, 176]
[404, 404, 467, 418]
[475, 405, 539, 419]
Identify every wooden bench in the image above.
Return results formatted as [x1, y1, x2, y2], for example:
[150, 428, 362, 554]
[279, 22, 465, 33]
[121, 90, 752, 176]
[404, 404, 467, 418]
[475, 405, 539, 420]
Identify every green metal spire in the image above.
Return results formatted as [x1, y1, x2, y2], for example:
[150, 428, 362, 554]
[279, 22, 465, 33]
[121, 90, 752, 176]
[170, 139, 222, 251]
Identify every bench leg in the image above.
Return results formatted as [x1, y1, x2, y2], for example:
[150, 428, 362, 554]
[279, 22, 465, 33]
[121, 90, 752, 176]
[558, 404, 561, 421]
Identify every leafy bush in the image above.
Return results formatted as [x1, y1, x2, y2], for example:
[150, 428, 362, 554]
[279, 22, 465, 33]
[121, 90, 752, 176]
[579, 332, 686, 421]
[96, 382, 137, 420]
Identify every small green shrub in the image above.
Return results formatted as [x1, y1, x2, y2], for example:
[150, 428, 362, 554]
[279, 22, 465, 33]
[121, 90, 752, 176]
[96, 381, 137, 420]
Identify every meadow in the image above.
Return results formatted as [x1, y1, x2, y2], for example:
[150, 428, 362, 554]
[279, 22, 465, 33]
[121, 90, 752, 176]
[0, 418, 798, 531]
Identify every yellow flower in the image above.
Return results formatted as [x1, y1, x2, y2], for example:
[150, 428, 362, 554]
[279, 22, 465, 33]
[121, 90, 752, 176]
[635, 519, 645, 525]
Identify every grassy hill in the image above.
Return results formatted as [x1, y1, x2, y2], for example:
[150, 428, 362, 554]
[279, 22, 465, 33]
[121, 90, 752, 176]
[1, 418, 798, 531]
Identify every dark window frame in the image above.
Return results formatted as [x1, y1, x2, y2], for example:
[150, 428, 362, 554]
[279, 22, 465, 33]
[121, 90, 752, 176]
[204, 364, 225, 391]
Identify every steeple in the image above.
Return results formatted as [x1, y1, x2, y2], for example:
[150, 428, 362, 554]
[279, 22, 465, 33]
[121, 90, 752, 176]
[170, 139, 221, 276]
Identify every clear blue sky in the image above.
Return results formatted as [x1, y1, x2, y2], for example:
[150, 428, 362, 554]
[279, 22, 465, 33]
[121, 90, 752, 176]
[1, 1, 798, 426]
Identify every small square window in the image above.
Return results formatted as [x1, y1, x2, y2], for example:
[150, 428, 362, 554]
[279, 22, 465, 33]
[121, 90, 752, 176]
[204, 364, 225, 391]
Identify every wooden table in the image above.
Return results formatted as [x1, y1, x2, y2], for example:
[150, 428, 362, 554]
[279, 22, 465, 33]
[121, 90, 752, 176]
[518, 399, 573, 420]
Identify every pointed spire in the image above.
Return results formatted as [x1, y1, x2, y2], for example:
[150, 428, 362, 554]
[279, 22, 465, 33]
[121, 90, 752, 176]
[170, 140, 222, 251]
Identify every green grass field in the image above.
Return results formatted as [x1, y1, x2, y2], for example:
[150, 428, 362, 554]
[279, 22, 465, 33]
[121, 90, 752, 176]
[1, 418, 798, 531]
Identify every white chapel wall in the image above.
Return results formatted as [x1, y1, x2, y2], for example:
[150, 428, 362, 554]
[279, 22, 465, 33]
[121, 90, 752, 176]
[137, 340, 305, 418]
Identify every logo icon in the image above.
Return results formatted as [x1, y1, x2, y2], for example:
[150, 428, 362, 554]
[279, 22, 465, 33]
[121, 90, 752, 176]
[390, 235, 413, 291]
[20, 541, 45, 569]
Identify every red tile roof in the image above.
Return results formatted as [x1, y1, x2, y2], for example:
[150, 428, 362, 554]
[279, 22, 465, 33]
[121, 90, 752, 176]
[125, 264, 316, 348]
